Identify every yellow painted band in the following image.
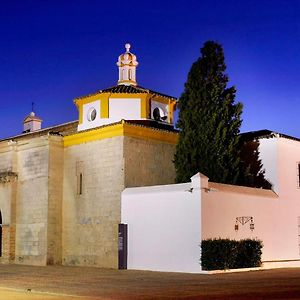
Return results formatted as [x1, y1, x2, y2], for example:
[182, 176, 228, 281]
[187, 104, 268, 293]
[78, 104, 83, 124]
[101, 96, 109, 118]
[123, 123, 178, 144]
[63, 123, 178, 147]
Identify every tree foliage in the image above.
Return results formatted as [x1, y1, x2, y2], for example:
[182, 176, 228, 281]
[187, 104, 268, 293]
[236, 138, 272, 189]
[174, 41, 243, 184]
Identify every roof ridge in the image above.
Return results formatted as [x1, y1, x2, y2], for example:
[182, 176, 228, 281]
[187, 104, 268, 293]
[241, 129, 300, 142]
[1, 120, 78, 141]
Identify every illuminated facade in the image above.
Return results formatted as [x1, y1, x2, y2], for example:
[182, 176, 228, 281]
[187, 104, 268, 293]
[0, 44, 178, 267]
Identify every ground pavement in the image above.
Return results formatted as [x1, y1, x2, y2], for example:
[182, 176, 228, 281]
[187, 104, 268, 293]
[0, 265, 300, 299]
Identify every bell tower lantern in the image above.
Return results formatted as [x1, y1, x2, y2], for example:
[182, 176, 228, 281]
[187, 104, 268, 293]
[117, 43, 138, 86]
[23, 111, 42, 133]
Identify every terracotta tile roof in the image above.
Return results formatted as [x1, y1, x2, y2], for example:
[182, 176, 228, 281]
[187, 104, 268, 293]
[75, 85, 177, 100]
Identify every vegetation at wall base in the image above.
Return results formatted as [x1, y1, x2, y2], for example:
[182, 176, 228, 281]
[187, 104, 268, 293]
[201, 238, 263, 270]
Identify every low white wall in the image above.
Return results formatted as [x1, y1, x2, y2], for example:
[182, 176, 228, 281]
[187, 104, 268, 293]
[121, 174, 201, 273]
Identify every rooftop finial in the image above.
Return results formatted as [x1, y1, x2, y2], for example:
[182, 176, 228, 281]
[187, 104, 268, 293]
[125, 43, 131, 52]
[117, 43, 138, 86]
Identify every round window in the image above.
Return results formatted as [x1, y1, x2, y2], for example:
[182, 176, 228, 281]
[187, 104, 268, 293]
[87, 107, 97, 122]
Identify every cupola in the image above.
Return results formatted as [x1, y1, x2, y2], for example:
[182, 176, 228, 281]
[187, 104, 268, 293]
[74, 43, 177, 132]
[117, 43, 138, 86]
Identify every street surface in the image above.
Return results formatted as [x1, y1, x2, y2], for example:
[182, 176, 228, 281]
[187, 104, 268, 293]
[0, 265, 300, 299]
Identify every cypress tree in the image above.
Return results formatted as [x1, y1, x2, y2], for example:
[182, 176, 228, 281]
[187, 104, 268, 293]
[174, 41, 243, 183]
[236, 139, 272, 189]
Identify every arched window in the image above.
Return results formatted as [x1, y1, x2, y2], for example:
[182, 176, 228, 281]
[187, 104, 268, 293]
[122, 69, 127, 80]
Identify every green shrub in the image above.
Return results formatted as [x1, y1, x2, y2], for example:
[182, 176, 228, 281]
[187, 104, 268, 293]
[201, 238, 263, 270]
[235, 239, 263, 268]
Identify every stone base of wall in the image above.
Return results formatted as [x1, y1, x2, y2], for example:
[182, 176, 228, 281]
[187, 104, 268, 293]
[15, 255, 47, 266]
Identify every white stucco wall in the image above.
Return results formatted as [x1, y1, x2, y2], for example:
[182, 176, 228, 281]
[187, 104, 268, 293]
[78, 98, 142, 131]
[121, 174, 201, 273]
[109, 98, 141, 122]
[78, 100, 102, 131]
[202, 136, 300, 263]
[201, 181, 280, 262]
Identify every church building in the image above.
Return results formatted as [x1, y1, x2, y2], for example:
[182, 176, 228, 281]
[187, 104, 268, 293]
[0, 44, 178, 268]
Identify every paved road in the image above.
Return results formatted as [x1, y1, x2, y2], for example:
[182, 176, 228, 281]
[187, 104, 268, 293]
[0, 265, 300, 299]
[0, 288, 87, 300]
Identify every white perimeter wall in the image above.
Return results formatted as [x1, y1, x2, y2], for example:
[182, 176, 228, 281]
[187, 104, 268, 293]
[121, 174, 201, 273]
[202, 134, 300, 264]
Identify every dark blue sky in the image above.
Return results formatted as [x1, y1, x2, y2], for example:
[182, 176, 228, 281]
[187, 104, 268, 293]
[1, 0, 300, 139]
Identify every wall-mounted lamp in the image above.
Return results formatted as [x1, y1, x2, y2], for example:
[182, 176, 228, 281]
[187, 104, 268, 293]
[234, 221, 239, 231]
[202, 187, 217, 193]
[250, 218, 255, 231]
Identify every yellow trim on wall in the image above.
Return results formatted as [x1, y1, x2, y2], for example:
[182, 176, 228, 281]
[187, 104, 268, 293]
[63, 122, 178, 147]
[75, 94, 109, 124]
[140, 94, 150, 119]
[64, 124, 124, 147]
[74, 91, 177, 126]
[123, 123, 178, 144]
[151, 96, 170, 105]
[168, 99, 177, 124]
[78, 104, 83, 124]
[75, 93, 109, 105]
[101, 95, 109, 118]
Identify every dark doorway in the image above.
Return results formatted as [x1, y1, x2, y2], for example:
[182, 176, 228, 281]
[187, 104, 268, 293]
[118, 224, 128, 269]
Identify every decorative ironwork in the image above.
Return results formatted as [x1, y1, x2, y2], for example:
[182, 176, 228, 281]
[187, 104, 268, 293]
[236, 216, 252, 225]
[234, 216, 255, 231]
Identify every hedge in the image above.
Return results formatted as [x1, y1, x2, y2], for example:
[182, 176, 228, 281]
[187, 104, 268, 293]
[201, 238, 263, 270]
